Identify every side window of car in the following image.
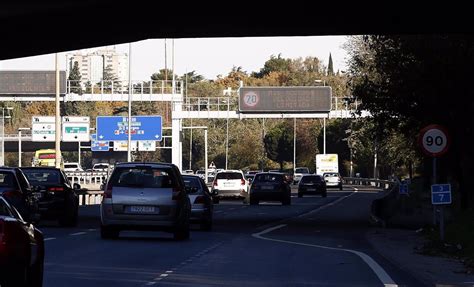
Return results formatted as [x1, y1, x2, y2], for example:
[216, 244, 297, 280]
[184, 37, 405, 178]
[15, 170, 29, 193]
[61, 171, 71, 187]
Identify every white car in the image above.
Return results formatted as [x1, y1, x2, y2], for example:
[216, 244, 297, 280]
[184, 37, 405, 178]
[195, 170, 206, 180]
[63, 162, 83, 172]
[293, 167, 310, 184]
[92, 163, 110, 172]
[182, 169, 194, 175]
[323, 172, 343, 190]
[210, 170, 248, 202]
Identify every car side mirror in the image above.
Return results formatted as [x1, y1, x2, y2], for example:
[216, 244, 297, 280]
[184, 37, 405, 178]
[27, 213, 41, 225]
[73, 183, 81, 190]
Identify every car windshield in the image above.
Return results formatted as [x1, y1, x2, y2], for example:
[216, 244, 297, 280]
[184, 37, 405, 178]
[182, 176, 201, 193]
[301, 176, 323, 183]
[295, 168, 310, 173]
[324, 173, 339, 177]
[216, 172, 242, 180]
[109, 167, 176, 188]
[22, 169, 61, 185]
[254, 173, 283, 183]
[93, 164, 108, 169]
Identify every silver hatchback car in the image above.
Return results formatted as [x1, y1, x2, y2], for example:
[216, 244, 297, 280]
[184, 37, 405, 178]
[100, 163, 191, 240]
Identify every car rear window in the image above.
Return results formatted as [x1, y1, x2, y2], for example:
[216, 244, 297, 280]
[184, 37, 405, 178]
[295, 168, 310, 173]
[301, 176, 323, 183]
[22, 169, 61, 185]
[254, 173, 283, 183]
[216, 172, 243, 180]
[109, 167, 177, 188]
[0, 198, 13, 216]
[183, 176, 201, 193]
[324, 173, 339, 177]
[0, 172, 16, 188]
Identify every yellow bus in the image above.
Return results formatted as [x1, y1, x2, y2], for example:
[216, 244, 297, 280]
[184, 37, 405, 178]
[32, 149, 63, 167]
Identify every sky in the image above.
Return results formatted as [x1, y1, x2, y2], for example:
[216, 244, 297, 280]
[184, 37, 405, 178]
[0, 36, 349, 80]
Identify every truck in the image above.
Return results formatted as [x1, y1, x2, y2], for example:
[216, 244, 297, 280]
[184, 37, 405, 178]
[315, 154, 339, 175]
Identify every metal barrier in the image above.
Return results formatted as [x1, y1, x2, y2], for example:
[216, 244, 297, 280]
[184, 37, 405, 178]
[66, 171, 108, 186]
[76, 190, 104, 206]
[343, 177, 395, 190]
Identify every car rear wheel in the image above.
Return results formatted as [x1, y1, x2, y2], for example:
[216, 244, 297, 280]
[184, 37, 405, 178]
[282, 197, 291, 205]
[100, 225, 119, 239]
[174, 225, 190, 240]
[339, 184, 343, 191]
[27, 260, 43, 287]
[249, 198, 259, 205]
[322, 190, 327, 198]
[212, 197, 220, 204]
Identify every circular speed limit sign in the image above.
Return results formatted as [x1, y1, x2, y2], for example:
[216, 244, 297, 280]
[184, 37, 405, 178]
[419, 124, 450, 157]
[243, 91, 259, 107]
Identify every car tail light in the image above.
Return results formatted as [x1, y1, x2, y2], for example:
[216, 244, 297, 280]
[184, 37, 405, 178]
[103, 182, 113, 199]
[2, 190, 18, 198]
[48, 187, 64, 192]
[241, 179, 246, 186]
[172, 187, 182, 200]
[213, 180, 218, 187]
[194, 195, 205, 204]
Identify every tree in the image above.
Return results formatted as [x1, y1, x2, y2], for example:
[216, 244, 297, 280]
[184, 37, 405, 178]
[252, 54, 291, 78]
[101, 65, 121, 92]
[327, 53, 334, 76]
[264, 121, 294, 170]
[68, 61, 82, 94]
[346, 35, 474, 208]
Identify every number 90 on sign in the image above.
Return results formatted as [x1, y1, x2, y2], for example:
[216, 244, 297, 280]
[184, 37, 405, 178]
[420, 125, 450, 157]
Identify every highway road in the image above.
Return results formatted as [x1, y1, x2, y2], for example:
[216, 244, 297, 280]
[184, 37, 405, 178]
[38, 186, 427, 287]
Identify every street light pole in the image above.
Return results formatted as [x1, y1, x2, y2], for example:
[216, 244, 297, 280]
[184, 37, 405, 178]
[293, 118, 296, 173]
[18, 128, 30, 167]
[55, 53, 61, 168]
[2, 107, 13, 166]
[127, 42, 132, 162]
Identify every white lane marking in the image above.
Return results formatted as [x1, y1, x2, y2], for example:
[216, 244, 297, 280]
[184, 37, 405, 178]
[160, 274, 168, 277]
[165, 270, 173, 273]
[70, 232, 87, 236]
[44, 237, 56, 241]
[253, 225, 396, 286]
[252, 187, 397, 287]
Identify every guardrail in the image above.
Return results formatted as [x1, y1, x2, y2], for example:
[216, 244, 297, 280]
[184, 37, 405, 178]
[343, 177, 395, 190]
[65, 171, 108, 206]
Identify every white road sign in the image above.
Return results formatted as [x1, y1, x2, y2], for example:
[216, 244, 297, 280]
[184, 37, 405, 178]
[138, 141, 156, 151]
[32, 116, 55, 142]
[113, 141, 138, 151]
[420, 125, 450, 157]
[62, 117, 90, 142]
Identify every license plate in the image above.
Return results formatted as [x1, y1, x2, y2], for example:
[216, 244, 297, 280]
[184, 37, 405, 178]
[33, 192, 43, 199]
[307, 188, 316, 191]
[223, 182, 234, 186]
[261, 186, 273, 190]
[129, 206, 156, 213]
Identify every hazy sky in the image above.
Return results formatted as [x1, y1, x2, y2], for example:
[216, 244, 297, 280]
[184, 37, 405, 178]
[0, 36, 349, 80]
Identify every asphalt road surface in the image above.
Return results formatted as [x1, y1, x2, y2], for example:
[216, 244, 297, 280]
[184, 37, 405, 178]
[39, 186, 427, 287]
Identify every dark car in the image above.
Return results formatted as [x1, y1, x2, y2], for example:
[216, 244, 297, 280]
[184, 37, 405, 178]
[245, 174, 256, 184]
[21, 167, 80, 227]
[182, 175, 214, 231]
[100, 162, 191, 240]
[249, 172, 291, 205]
[298, 175, 327, 197]
[0, 195, 44, 287]
[0, 167, 39, 223]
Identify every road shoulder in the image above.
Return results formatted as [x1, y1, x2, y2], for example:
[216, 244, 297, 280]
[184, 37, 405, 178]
[366, 227, 474, 286]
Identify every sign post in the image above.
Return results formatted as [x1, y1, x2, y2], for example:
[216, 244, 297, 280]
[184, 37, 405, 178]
[419, 124, 450, 241]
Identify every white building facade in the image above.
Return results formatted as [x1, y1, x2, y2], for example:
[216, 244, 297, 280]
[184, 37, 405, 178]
[68, 48, 128, 87]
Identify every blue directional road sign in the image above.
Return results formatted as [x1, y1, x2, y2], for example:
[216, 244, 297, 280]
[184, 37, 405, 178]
[431, 184, 452, 205]
[91, 134, 110, 152]
[399, 184, 409, 195]
[96, 116, 162, 141]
